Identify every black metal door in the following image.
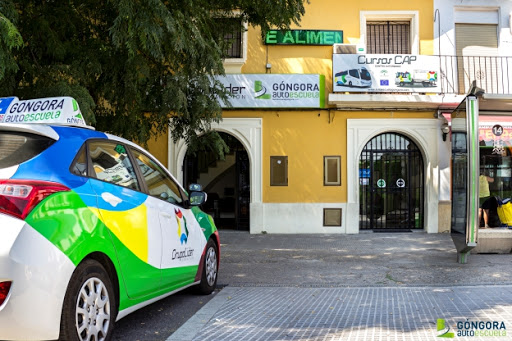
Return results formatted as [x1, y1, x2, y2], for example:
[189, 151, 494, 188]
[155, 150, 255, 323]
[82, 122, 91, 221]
[359, 133, 424, 231]
[236, 150, 250, 230]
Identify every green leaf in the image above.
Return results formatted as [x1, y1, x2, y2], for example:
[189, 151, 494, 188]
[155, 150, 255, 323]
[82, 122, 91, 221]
[0, 0, 307, 157]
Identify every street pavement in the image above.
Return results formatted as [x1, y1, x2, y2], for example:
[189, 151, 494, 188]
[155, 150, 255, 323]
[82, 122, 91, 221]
[167, 230, 512, 341]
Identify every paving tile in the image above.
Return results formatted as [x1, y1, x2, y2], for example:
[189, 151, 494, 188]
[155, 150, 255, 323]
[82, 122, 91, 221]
[169, 286, 512, 341]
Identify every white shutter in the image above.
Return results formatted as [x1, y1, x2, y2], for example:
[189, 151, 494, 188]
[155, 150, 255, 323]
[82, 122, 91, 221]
[455, 24, 499, 93]
[455, 24, 498, 56]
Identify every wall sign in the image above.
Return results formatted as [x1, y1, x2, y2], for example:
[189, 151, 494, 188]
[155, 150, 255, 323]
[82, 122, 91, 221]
[479, 117, 512, 156]
[359, 168, 370, 178]
[216, 74, 325, 108]
[265, 30, 343, 45]
[332, 54, 441, 93]
[0, 96, 87, 126]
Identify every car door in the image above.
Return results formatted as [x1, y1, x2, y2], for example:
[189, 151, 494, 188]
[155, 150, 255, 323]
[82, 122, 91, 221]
[129, 148, 207, 291]
[87, 140, 162, 298]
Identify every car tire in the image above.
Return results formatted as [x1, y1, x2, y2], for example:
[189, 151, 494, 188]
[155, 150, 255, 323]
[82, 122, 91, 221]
[196, 239, 218, 295]
[59, 259, 117, 341]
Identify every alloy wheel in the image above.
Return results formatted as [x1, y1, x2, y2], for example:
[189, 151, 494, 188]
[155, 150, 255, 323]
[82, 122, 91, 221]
[75, 277, 111, 341]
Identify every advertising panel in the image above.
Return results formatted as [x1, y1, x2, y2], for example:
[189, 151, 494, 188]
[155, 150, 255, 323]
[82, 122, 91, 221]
[332, 54, 441, 93]
[217, 74, 325, 108]
[479, 116, 512, 156]
[0, 96, 87, 126]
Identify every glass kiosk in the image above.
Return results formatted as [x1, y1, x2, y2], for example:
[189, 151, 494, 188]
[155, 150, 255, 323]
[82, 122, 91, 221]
[451, 95, 480, 264]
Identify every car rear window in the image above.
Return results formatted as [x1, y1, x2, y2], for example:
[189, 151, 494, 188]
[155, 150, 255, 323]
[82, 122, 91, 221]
[0, 132, 55, 168]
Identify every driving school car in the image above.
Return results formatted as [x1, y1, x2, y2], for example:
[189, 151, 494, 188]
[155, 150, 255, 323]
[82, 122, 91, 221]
[0, 96, 220, 341]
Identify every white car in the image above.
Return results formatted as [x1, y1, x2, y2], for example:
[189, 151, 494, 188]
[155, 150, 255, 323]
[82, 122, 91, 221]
[0, 96, 220, 341]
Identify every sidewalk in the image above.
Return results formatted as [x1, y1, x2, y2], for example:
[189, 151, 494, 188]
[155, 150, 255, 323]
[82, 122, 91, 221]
[168, 231, 512, 340]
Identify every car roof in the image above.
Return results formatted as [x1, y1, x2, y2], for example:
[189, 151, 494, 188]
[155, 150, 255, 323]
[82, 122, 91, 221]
[0, 96, 184, 192]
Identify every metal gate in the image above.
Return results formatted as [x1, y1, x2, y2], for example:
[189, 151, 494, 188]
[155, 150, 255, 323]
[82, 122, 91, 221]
[236, 150, 250, 230]
[359, 133, 424, 231]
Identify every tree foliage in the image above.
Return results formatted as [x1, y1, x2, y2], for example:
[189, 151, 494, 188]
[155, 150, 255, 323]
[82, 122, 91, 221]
[0, 0, 306, 156]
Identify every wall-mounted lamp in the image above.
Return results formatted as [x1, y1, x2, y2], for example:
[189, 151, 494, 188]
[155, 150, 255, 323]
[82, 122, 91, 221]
[441, 122, 450, 141]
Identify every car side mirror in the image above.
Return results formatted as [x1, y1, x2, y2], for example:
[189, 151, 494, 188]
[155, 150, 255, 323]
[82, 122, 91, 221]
[190, 191, 207, 206]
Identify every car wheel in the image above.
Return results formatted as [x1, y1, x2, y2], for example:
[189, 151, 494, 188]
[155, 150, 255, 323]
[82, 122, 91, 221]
[197, 239, 218, 295]
[59, 259, 116, 341]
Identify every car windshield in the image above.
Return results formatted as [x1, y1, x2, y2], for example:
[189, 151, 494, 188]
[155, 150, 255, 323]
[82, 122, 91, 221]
[0, 131, 55, 168]
[361, 69, 372, 80]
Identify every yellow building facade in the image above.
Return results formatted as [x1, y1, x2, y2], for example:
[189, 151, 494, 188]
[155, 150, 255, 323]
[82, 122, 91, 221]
[155, 0, 468, 234]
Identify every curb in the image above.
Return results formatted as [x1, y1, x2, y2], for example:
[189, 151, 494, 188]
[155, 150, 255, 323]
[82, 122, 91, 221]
[166, 287, 241, 341]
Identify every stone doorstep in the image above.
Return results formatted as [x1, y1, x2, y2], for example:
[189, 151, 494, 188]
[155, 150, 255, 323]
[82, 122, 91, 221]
[473, 228, 512, 254]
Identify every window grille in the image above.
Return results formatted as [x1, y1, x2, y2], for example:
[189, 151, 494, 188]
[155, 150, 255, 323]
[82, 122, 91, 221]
[366, 21, 410, 54]
[223, 18, 243, 58]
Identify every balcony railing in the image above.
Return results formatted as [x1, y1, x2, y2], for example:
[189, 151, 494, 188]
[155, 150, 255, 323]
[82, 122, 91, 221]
[438, 55, 512, 95]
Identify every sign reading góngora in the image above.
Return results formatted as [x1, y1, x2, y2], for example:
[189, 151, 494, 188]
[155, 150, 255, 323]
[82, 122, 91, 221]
[216, 74, 325, 108]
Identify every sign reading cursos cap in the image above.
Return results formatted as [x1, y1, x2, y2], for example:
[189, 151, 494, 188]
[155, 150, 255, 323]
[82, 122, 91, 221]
[332, 54, 441, 93]
[0, 96, 89, 127]
[217, 74, 325, 108]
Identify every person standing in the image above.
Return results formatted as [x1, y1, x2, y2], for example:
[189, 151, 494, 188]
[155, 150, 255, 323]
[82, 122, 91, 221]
[479, 171, 495, 228]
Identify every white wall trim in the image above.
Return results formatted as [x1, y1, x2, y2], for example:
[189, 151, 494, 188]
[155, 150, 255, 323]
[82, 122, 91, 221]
[360, 11, 420, 55]
[261, 203, 347, 234]
[222, 12, 248, 74]
[454, 6, 499, 24]
[347, 119, 440, 234]
[168, 118, 263, 232]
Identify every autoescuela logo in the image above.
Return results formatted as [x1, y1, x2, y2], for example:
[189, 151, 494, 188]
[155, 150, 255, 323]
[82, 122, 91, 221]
[437, 319, 454, 338]
[254, 80, 271, 99]
[437, 318, 507, 338]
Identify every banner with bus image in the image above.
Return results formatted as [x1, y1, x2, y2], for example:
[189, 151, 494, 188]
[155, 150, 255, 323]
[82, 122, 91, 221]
[332, 54, 441, 93]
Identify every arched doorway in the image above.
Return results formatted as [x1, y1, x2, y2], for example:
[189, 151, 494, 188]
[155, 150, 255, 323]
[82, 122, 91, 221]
[183, 132, 250, 230]
[359, 132, 424, 231]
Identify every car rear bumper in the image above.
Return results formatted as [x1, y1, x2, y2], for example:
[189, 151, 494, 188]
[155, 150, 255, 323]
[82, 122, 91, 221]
[0, 214, 76, 340]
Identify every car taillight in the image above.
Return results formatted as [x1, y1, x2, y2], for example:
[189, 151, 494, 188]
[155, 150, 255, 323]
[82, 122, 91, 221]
[0, 281, 12, 306]
[0, 180, 70, 220]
